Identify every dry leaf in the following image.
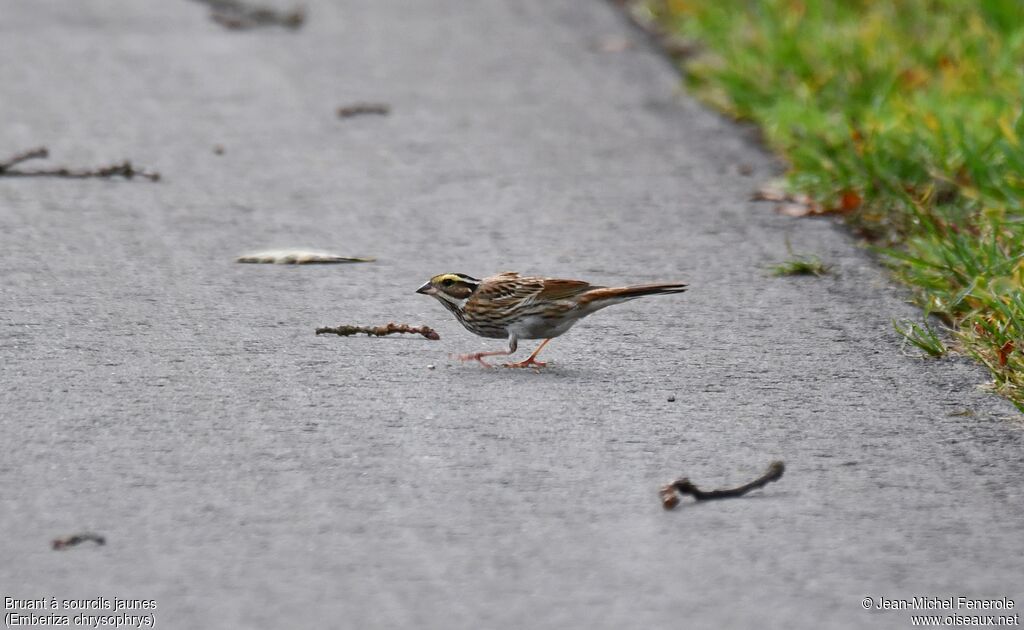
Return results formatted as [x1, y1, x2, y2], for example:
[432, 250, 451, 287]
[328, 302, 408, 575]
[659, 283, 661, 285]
[839, 190, 862, 212]
[752, 180, 790, 202]
[237, 249, 376, 264]
[776, 203, 813, 217]
[998, 340, 1014, 367]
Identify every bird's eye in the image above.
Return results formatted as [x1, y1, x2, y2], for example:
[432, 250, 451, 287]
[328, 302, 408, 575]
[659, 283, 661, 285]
[442, 278, 454, 287]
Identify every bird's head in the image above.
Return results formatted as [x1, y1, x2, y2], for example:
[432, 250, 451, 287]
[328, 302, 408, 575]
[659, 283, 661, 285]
[416, 273, 481, 307]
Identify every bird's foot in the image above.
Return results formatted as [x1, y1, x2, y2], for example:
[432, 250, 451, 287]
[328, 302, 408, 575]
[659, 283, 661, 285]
[503, 358, 547, 369]
[454, 352, 495, 368]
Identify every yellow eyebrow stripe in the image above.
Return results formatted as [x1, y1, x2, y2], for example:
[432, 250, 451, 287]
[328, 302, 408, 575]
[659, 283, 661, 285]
[433, 274, 465, 284]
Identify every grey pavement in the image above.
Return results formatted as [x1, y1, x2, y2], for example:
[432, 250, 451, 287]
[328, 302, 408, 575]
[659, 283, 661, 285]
[2, 1, 1023, 628]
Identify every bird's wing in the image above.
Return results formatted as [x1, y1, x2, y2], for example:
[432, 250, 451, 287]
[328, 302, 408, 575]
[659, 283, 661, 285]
[474, 274, 598, 311]
[536, 278, 598, 301]
[469, 272, 545, 310]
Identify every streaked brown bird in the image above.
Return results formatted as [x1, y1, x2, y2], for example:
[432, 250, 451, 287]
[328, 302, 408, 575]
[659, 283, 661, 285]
[416, 271, 688, 367]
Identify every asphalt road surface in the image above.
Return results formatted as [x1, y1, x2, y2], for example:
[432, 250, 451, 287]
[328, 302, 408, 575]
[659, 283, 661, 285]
[2, 1, 1022, 628]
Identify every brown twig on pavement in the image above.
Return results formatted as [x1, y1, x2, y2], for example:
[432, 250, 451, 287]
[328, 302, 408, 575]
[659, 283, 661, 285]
[0, 147, 49, 172]
[191, 0, 305, 30]
[660, 461, 785, 509]
[0, 147, 160, 182]
[52, 533, 106, 550]
[337, 103, 391, 118]
[316, 323, 440, 341]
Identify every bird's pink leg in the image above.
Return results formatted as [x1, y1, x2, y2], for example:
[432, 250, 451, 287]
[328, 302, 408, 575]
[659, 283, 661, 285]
[504, 339, 551, 369]
[455, 349, 513, 368]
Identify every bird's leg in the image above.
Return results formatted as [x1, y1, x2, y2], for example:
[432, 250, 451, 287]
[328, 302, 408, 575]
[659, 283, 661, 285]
[504, 339, 551, 369]
[456, 335, 517, 368]
[456, 349, 512, 368]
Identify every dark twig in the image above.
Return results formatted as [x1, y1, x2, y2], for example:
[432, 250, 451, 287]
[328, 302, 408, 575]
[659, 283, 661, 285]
[0, 147, 48, 172]
[191, 0, 305, 30]
[52, 533, 106, 550]
[5, 162, 161, 182]
[0, 148, 160, 182]
[316, 323, 440, 341]
[337, 103, 391, 119]
[660, 461, 785, 509]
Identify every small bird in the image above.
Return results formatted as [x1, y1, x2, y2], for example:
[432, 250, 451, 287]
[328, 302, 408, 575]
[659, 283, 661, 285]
[416, 271, 687, 367]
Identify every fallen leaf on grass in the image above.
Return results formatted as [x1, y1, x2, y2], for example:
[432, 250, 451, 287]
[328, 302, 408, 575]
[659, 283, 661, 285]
[998, 340, 1014, 367]
[838, 190, 862, 212]
[236, 249, 375, 264]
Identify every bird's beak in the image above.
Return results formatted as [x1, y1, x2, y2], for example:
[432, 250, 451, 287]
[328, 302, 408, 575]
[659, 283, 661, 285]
[416, 282, 433, 295]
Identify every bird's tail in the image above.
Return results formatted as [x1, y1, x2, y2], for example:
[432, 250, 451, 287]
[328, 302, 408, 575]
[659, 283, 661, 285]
[578, 283, 688, 309]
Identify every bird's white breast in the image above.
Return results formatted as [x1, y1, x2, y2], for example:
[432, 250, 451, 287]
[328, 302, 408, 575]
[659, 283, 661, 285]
[509, 313, 578, 340]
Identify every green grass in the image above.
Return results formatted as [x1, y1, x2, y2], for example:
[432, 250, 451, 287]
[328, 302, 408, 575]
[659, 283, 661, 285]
[893, 319, 948, 358]
[770, 253, 832, 277]
[640, 0, 1024, 409]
